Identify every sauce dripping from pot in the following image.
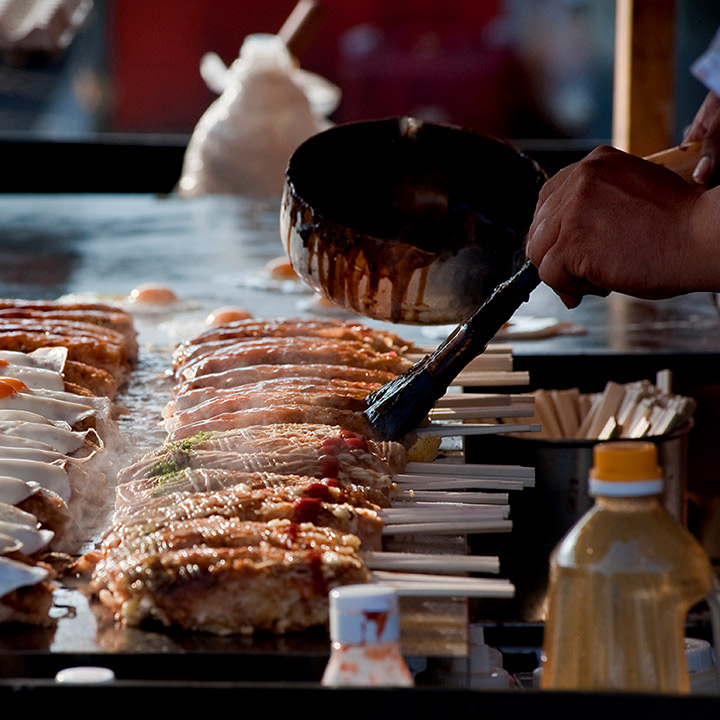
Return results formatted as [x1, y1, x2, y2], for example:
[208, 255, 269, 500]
[282, 117, 546, 324]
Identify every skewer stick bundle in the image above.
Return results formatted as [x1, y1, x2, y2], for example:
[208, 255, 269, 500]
[495, 373, 695, 441]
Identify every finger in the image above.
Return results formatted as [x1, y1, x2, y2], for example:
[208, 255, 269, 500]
[556, 292, 582, 310]
[696, 111, 720, 185]
[535, 164, 574, 207]
[535, 246, 581, 301]
[528, 173, 575, 264]
[534, 236, 609, 308]
[526, 215, 560, 268]
[550, 278, 608, 310]
[685, 91, 720, 144]
[577, 281, 611, 299]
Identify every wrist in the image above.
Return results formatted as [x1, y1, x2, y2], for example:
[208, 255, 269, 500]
[687, 187, 720, 292]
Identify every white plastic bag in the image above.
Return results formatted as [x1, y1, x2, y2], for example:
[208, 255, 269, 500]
[178, 33, 340, 199]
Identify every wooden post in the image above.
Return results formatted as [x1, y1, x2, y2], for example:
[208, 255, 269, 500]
[612, 0, 676, 155]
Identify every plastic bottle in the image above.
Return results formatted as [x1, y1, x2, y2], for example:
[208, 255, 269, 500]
[534, 638, 720, 693]
[432, 624, 514, 688]
[686, 638, 719, 694]
[541, 440, 714, 693]
[321, 584, 414, 687]
[466, 625, 515, 688]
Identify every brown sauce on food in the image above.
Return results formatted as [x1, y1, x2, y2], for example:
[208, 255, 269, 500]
[293, 496, 321, 524]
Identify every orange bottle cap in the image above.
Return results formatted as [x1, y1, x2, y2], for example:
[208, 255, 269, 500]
[589, 441, 663, 496]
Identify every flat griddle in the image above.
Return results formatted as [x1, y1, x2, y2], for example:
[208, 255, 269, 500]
[0, 194, 480, 683]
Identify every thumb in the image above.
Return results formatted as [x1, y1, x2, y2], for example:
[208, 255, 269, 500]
[693, 112, 720, 185]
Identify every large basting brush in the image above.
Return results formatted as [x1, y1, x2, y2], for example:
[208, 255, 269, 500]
[364, 260, 539, 440]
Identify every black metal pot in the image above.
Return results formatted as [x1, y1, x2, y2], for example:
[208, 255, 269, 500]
[281, 117, 546, 325]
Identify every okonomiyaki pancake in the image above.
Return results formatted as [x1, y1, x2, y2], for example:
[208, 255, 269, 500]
[114, 469, 392, 515]
[91, 517, 371, 635]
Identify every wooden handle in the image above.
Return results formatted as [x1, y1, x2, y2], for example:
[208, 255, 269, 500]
[278, 0, 325, 59]
[643, 141, 702, 183]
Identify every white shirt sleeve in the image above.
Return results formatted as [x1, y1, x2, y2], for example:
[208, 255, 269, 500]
[692, 27, 720, 97]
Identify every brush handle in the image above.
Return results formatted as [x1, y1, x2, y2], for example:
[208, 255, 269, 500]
[643, 141, 702, 183]
[364, 261, 539, 439]
[424, 261, 540, 385]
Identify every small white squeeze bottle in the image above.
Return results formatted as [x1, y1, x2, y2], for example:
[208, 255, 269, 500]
[321, 584, 414, 687]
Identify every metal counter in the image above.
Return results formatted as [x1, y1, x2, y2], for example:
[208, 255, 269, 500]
[1, 193, 719, 706]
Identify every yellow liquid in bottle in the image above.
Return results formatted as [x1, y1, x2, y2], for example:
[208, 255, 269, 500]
[541, 495, 713, 692]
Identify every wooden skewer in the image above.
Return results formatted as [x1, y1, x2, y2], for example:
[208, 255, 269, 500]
[381, 504, 510, 524]
[406, 460, 534, 481]
[656, 368, 673, 393]
[451, 370, 531, 387]
[392, 489, 510, 505]
[414, 343, 514, 356]
[382, 519, 512, 536]
[430, 406, 535, 421]
[407, 353, 514, 373]
[371, 571, 515, 598]
[375, 571, 510, 587]
[363, 551, 500, 574]
[435, 392, 533, 408]
[393, 477, 525, 491]
[581, 381, 626, 439]
[416, 422, 541, 437]
[551, 388, 581, 437]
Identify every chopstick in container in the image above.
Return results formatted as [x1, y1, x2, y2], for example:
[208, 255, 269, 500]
[577, 381, 626, 439]
[495, 374, 696, 440]
[531, 389, 564, 438]
[551, 388, 581, 437]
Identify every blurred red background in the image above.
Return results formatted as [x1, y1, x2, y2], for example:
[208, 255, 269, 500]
[107, 0, 544, 138]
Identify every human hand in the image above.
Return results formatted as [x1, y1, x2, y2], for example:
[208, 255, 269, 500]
[526, 145, 707, 308]
[683, 91, 720, 184]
